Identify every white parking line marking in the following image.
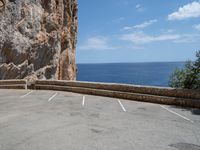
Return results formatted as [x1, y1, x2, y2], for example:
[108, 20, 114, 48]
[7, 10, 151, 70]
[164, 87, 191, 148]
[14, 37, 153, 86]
[48, 93, 58, 102]
[160, 105, 193, 123]
[20, 91, 33, 98]
[118, 99, 126, 112]
[82, 96, 85, 106]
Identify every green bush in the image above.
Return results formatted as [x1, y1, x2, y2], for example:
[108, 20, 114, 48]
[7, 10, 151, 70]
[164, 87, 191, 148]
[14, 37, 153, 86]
[169, 51, 200, 89]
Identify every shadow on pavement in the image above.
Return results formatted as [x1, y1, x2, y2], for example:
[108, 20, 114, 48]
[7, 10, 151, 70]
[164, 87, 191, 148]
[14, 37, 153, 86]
[170, 106, 200, 116]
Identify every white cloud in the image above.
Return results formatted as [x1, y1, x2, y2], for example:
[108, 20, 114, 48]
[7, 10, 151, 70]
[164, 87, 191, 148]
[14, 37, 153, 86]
[79, 36, 116, 50]
[166, 29, 175, 33]
[112, 17, 125, 23]
[159, 29, 175, 34]
[194, 24, 200, 31]
[168, 1, 200, 20]
[174, 34, 200, 43]
[123, 19, 157, 30]
[123, 26, 133, 30]
[120, 32, 200, 44]
[107, 17, 125, 25]
[134, 19, 157, 28]
[135, 4, 145, 12]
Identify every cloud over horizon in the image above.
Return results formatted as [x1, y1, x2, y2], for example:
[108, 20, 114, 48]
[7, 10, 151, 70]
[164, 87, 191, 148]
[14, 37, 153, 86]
[123, 19, 157, 30]
[168, 1, 200, 20]
[135, 4, 145, 12]
[120, 32, 200, 44]
[78, 36, 116, 50]
[194, 24, 200, 31]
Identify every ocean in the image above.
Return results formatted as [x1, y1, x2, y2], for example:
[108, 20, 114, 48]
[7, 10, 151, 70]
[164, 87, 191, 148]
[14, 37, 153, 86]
[77, 62, 185, 87]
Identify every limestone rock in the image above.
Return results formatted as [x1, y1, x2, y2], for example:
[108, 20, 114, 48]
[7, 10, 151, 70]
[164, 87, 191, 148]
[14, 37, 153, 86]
[0, 0, 78, 80]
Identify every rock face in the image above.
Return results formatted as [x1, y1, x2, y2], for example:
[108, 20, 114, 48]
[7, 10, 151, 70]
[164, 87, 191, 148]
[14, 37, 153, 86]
[0, 0, 77, 80]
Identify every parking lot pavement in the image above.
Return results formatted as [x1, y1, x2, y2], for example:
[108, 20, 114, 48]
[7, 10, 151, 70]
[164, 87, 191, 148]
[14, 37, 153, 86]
[0, 89, 200, 150]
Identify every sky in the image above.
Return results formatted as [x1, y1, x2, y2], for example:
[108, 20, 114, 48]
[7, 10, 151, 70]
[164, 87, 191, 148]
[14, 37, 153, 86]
[76, 0, 200, 64]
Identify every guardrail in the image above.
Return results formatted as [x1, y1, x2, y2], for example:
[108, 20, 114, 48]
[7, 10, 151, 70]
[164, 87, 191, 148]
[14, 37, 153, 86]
[34, 80, 200, 108]
[0, 79, 27, 89]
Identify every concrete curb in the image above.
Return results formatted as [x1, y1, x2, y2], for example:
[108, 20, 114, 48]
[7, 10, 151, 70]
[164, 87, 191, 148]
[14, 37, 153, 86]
[0, 80, 27, 89]
[35, 80, 200, 108]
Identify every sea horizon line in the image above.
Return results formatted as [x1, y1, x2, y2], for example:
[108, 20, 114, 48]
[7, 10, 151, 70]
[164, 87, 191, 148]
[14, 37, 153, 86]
[77, 61, 187, 65]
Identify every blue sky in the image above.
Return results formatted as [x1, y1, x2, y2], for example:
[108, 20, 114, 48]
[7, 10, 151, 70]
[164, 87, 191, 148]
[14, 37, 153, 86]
[76, 0, 200, 63]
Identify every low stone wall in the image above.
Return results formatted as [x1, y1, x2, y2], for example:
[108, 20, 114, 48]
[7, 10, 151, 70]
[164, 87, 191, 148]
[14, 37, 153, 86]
[35, 80, 200, 108]
[35, 80, 200, 100]
[0, 79, 199, 108]
[0, 79, 27, 89]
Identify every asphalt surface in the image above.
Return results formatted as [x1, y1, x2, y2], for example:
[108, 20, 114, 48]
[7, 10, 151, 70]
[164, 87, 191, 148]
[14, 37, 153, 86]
[0, 89, 200, 150]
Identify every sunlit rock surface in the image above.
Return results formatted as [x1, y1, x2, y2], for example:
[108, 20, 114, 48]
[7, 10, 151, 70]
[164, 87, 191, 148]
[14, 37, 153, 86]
[0, 0, 77, 80]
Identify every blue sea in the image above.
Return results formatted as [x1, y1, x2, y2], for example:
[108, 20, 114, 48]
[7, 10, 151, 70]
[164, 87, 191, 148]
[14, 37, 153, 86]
[77, 62, 185, 87]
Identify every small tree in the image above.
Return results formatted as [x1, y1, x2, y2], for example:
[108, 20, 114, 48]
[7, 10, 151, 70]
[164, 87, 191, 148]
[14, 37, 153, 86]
[169, 51, 200, 90]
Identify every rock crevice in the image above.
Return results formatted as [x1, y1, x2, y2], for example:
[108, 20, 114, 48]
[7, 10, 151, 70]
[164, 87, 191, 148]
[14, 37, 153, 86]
[0, 0, 78, 80]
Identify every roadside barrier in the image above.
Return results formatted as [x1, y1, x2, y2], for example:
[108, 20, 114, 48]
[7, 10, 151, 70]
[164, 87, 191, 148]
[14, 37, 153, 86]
[34, 80, 200, 108]
[0, 79, 199, 108]
[0, 79, 27, 89]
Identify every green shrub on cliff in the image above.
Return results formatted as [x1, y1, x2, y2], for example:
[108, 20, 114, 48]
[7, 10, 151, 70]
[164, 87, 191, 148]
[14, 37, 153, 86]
[169, 50, 200, 89]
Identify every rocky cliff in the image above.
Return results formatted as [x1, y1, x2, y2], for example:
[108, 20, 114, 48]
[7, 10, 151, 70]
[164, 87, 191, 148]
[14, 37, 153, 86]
[0, 0, 77, 80]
